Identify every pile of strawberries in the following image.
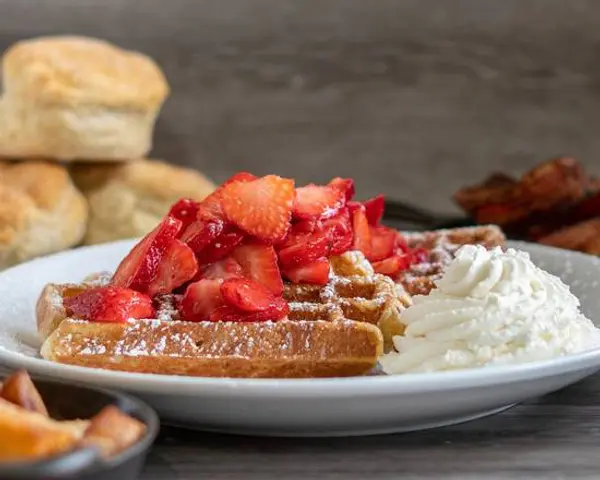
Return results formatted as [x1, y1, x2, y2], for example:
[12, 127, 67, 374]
[64, 173, 425, 323]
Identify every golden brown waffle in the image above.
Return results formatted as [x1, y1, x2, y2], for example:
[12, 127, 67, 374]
[283, 251, 409, 352]
[397, 225, 506, 296]
[37, 269, 385, 378]
[41, 318, 383, 378]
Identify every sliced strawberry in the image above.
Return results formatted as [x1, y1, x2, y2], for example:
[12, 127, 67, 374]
[328, 177, 355, 202]
[180, 219, 224, 254]
[198, 257, 244, 281]
[209, 297, 289, 322]
[168, 198, 200, 230]
[64, 286, 154, 323]
[112, 216, 182, 293]
[221, 278, 278, 312]
[351, 205, 372, 257]
[282, 257, 330, 285]
[368, 225, 397, 262]
[179, 279, 224, 322]
[363, 194, 385, 226]
[223, 171, 259, 186]
[347, 201, 363, 215]
[293, 184, 345, 220]
[196, 172, 258, 223]
[278, 229, 333, 269]
[221, 175, 295, 243]
[394, 232, 410, 254]
[147, 239, 198, 296]
[195, 227, 245, 264]
[372, 255, 411, 276]
[321, 208, 353, 256]
[410, 247, 429, 264]
[233, 241, 283, 295]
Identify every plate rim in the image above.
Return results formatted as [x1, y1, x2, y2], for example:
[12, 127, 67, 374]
[1, 238, 600, 397]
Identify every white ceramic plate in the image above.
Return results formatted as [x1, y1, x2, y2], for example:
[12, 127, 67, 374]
[0, 239, 600, 437]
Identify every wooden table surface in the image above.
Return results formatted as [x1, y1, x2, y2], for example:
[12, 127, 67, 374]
[144, 373, 600, 479]
[3, 1, 600, 478]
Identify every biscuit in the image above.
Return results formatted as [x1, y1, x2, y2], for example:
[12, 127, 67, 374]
[0, 36, 169, 161]
[70, 159, 215, 245]
[0, 161, 88, 268]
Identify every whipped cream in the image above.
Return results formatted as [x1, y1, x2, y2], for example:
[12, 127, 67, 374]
[380, 245, 600, 374]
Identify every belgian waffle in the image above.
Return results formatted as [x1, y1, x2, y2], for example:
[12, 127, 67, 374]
[397, 225, 506, 296]
[284, 251, 409, 351]
[37, 275, 385, 378]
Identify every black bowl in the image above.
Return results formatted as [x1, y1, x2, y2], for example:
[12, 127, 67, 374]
[0, 377, 159, 480]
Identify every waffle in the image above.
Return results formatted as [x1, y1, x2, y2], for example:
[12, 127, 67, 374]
[37, 274, 384, 378]
[397, 225, 506, 296]
[41, 318, 383, 378]
[284, 251, 409, 352]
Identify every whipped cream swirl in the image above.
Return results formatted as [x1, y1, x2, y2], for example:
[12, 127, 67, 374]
[381, 245, 600, 374]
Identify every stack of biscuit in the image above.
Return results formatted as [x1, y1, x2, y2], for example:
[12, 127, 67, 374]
[0, 36, 216, 268]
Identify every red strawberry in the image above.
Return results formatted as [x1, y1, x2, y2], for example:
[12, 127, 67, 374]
[179, 279, 224, 321]
[368, 225, 397, 262]
[321, 208, 353, 256]
[293, 184, 345, 220]
[328, 177, 355, 202]
[198, 257, 244, 281]
[282, 257, 330, 285]
[372, 255, 411, 276]
[395, 232, 410, 254]
[195, 227, 245, 264]
[168, 198, 200, 230]
[221, 175, 295, 243]
[410, 247, 429, 264]
[112, 216, 182, 293]
[209, 297, 289, 322]
[351, 205, 372, 257]
[278, 229, 332, 269]
[233, 241, 283, 295]
[64, 286, 154, 323]
[363, 194, 385, 226]
[223, 172, 259, 186]
[221, 278, 279, 312]
[147, 239, 198, 296]
[196, 172, 258, 223]
[180, 220, 224, 254]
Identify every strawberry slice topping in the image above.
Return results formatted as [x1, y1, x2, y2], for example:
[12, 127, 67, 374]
[363, 194, 385, 226]
[195, 227, 245, 264]
[179, 279, 225, 322]
[232, 241, 283, 296]
[221, 175, 295, 244]
[321, 208, 353, 256]
[168, 198, 200, 230]
[209, 297, 289, 322]
[196, 172, 258, 223]
[147, 239, 198, 296]
[221, 278, 279, 312]
[351, 205, 372, 257]
[112, 216, 182, 293]
[282, 257, 330, 285]
[368, 225, 397, 262]
[197, 257, 244, 281]
[180, 220, 224, 254]
[64, 286, 154, 323]
[278, 229, 333, 269]
[372, 255, 411, 276]
[293, 184, 345, 220]
[328, 177, 355, 202]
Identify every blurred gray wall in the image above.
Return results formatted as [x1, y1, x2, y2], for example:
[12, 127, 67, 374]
[1, 0, 600, 214]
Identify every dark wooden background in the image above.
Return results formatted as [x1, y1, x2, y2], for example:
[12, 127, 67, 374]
[2, 0, 600, 215]
[3, 2, 600, 477]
